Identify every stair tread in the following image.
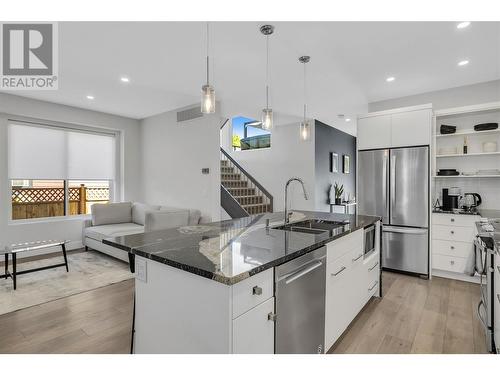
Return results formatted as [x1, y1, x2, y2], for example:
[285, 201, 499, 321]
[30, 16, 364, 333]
[234, 195, 262, 198]
[241, 203, 270, 207]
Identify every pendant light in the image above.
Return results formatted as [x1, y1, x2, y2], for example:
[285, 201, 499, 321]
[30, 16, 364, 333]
[299, 55, 311, 141]
[201, 22, 215, 114]
[260, 24, 274, 130]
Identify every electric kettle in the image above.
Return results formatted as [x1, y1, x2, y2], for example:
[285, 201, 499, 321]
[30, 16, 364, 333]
[462, 193, 482, 210]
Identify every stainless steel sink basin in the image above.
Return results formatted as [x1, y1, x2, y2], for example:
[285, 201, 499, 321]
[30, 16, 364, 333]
[273, 219, 349, 235]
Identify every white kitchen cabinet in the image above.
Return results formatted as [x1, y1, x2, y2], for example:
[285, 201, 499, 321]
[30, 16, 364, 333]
[357, 115, 391, 150]
[494, 252, 500, 354]
[232, 297, 275, 354]
[357, 105, 432, 150]
[391, 109, 432, 147]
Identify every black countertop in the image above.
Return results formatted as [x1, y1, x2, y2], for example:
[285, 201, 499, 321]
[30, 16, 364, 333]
[433, 208, 500, 219]
[103, 211, 380, 285]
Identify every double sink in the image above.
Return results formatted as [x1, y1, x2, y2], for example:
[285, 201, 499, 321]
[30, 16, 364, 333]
[273, 219, 350, 236]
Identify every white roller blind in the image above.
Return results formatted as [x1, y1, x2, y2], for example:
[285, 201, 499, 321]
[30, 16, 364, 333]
[8, 122, 116, 180]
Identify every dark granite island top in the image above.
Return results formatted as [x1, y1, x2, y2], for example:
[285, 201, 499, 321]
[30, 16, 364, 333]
[103, 210, 380, 285]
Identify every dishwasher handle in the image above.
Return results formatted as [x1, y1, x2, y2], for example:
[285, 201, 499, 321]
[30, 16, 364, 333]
[281, 260, 324, 285]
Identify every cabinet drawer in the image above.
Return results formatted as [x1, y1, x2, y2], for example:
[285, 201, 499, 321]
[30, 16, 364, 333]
[432, 213, 478, 227]
[232, 268, 273, 319]
[432, 254, 467, 273]
[327, 229, 363, 264]
[232, 297, 275, 354]
[432, 224, 474, 243]
[432, 239, 473, 258]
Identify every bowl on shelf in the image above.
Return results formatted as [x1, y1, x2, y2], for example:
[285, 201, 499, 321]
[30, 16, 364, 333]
[437, 169, 460, 176]
[477, 169, 500, 176]
[483, 141, 498, 153]
[461, 171, 477, 176]
[438, 147, 458, 155]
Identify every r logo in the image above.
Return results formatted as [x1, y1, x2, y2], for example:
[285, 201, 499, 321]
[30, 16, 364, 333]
[2, 23, 53, 75]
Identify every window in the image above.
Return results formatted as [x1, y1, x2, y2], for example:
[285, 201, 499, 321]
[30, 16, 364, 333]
[8, 121, 116, 220]
[232, 116, 271, 151]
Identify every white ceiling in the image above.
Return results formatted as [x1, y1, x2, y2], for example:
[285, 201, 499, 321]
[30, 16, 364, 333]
[8, 21, 500, 135]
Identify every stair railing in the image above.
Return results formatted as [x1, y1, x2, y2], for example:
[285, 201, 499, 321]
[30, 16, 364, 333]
[220, 147, 273, 214]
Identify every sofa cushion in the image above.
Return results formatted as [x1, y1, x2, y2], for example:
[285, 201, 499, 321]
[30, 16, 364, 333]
[132, 202, 161, 225]
[144, 210, 190, 232]
[160, 206, 201, 225]
[84, 222, 144, 242]
[91, 202, 132, 226]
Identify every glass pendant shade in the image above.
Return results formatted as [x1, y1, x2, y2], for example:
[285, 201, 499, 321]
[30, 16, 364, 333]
[300, 120, 311, 141]
[201, 84, 215, 114]
[261, 108, 273, 130]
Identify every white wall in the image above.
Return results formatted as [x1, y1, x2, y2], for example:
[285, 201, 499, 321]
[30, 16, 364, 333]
[368, 80, 500, 112]
[0, 93, 141, 254]
[221, 121, 316, 212]
[140, 106, 221, 222]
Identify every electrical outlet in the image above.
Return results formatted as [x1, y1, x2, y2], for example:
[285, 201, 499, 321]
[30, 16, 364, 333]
[135, 258, 147, 282]
[202, 168, 210, 174]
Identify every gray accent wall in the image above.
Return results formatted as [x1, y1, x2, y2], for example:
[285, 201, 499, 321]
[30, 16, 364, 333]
[314, 120, 357, 212]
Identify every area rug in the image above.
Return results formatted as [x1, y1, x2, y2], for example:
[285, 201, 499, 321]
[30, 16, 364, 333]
[0, 250, 133, 315]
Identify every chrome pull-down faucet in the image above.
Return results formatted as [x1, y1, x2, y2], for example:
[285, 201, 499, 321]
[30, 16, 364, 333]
[284, 177, 309, 225]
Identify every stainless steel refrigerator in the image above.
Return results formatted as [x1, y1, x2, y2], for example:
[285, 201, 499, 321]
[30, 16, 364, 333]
[358, 146, 429, 276]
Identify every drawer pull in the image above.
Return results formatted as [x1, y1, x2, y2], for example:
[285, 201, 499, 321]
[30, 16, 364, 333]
[368, 262, 379, 271]
[352, 253, 363, 262]
[252, 286, 262, 296]
[450, 260, 455, 265]
[332, 266, 346, 277]
[368, 281, 379, 291]
[450, 246, 455, 250]
[268, 312, 277, 322]
[450, 231, 455, 235]
[451, 218, 455, 222]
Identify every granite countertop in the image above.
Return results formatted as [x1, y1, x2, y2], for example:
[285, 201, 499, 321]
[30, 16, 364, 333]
[476, 219, 500, 252]
[433, 208, 500, 219]
[103, 211, 380, 285]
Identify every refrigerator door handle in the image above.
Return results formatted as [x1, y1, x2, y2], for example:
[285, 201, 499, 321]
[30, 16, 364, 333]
[383, 152, 389, 222]
[383, 226, 428, 235]
[390, 153, 396, 221]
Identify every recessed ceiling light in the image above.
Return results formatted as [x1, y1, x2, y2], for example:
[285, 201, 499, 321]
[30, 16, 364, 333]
[86, 95, 95, 100]
[386, 76, 395, 82]
[458, 60, 469, 66]
[457, 21, 471, 29]
[345, 118, 351, 122]
[120, 77, 130, 83]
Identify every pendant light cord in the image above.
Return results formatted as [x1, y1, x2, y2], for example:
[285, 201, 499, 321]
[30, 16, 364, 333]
[206, 22, 210, 86]
[266, 34, 270, 110]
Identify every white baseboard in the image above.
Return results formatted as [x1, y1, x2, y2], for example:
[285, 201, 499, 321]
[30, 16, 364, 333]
[14, 240, 83, 259]
[432, 268, 481, 284]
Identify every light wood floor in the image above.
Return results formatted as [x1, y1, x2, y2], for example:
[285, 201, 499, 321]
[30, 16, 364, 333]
[330, 271, 487, 354]
[0, 272, 487, 354]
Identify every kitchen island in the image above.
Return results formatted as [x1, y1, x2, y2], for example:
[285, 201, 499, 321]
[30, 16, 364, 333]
[104, 211, 381, 354]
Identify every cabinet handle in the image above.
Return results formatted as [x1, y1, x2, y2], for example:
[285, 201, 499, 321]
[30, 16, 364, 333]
[368, 262, 379, 271]
[352, 253, 363, 262]
[450, 260, 455, 265]
[368, 281, 379, 291]
[332, 266, 346, 276]
[252, 286, 262, 295]
[450, 246, 455, 250]
[268, 312, 277, 322]
[450, 231, 455, 235]
[451, 218, 455, 222]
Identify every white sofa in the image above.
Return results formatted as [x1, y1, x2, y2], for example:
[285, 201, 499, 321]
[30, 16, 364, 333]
[83, 202, 201, 262]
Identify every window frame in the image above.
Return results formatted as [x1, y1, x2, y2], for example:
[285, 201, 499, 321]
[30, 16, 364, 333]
[6, 115, 121, 224]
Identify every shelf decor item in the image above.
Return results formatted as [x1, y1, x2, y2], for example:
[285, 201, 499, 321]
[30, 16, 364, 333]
[343, 155, 350, 174]
[437, 169, 460, 176]
[483, 141, 498, 153]
[463, 136, 468, 154]
[334, 182, 344, 205]
[440, 124, 456, 134]
[474, 122, 498, 132]
[330, 152, 339, 173]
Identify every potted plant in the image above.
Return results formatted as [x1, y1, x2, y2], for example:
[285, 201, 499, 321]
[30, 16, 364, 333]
[334, 182, 344, 205]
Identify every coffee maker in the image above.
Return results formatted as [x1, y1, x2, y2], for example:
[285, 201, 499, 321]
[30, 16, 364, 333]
[442, 187, 461, 211]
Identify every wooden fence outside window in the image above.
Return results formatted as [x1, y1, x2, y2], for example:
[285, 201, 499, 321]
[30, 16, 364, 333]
[11, 185, 109, 220]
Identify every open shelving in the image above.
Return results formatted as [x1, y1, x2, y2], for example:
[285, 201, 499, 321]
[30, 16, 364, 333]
[435, 128, 500, 138]
[436, 151, 500, 158]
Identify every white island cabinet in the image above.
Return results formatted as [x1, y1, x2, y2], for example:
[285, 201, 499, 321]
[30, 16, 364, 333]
[132, 221, 381, 354]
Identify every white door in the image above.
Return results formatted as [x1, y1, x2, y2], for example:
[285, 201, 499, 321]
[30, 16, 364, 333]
[357, 115, 391, 150]
[391, 109, 431, 147]
[232, 297, 275, 354]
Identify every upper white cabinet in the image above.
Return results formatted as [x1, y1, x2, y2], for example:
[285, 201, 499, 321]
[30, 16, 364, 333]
[357, 106, 432, 150]
[357, 115, 391, 150]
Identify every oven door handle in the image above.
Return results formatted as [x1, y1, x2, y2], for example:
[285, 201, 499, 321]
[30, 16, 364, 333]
[280, 261, 324, 285]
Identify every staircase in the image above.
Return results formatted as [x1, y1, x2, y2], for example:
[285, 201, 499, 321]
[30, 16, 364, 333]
[220, 147, 273, 218]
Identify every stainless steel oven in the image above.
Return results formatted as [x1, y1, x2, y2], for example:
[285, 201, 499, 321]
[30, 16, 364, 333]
[364, 224, 376, 257]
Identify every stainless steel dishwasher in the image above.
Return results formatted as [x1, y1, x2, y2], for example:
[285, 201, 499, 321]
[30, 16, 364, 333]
[275, 246, 326, 354]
